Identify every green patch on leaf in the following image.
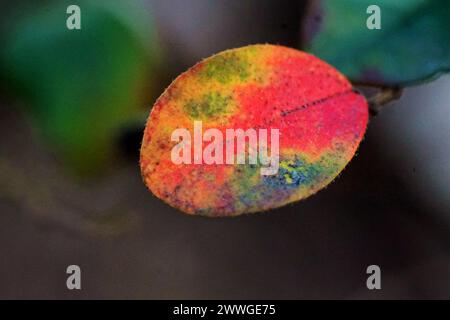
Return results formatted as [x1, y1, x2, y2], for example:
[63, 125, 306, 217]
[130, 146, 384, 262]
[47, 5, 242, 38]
[198, 52, 250, 84]
[184, 92, 232, 119]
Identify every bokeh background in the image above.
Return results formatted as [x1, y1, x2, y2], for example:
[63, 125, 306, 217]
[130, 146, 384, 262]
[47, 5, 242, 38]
[0, 0, 449, 299]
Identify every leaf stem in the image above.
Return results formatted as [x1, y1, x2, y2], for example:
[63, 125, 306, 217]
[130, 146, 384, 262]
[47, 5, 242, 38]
[367, 86, 403, 116]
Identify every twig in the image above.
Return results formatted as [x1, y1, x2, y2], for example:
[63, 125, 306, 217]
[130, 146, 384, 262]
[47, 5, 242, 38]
[367, 86, 403, 116]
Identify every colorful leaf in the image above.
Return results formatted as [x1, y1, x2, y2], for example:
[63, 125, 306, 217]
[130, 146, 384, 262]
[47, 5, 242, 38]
[140, 45, 368, 217]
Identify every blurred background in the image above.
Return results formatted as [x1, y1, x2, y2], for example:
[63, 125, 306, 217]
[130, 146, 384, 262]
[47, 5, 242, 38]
[0, 0, 448, 299]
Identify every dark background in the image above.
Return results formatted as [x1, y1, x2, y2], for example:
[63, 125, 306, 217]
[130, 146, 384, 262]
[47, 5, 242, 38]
[0, 0, 449, 299]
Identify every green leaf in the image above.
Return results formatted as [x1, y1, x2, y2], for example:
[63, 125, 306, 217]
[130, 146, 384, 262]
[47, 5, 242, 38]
[303, 0, 450, 86]
[1, 0, 161, 175]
